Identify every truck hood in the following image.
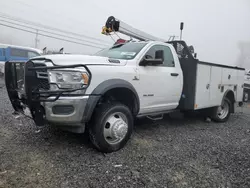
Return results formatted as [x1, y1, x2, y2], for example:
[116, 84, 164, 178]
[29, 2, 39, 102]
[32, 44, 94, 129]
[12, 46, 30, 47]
[32, 54, 127, 66]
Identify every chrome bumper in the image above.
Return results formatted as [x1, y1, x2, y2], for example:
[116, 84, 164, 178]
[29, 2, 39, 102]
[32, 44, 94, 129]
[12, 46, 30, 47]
[44, 96, 89, 126]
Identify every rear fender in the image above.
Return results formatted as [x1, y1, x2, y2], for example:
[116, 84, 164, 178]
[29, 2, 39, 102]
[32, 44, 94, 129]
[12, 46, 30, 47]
[222, 89, 235, 113]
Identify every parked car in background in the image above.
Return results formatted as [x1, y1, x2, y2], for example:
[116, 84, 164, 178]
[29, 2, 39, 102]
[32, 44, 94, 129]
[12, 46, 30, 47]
[0, 43, 42, 74]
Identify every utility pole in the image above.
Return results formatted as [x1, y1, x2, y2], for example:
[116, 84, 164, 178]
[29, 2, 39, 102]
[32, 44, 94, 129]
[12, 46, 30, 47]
[35, 29, 39, 48]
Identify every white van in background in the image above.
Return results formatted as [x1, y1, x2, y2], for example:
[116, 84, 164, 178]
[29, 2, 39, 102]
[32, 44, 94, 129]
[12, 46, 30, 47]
[0, 43, 42, 74]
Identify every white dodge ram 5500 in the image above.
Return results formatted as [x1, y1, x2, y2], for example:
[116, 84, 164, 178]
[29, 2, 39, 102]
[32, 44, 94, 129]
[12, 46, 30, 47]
[5, 40, 245, 153]
[5, 16, 245, 153]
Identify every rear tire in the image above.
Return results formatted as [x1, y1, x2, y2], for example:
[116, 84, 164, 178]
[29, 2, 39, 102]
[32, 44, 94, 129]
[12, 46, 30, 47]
[211, 98, 231, 122]
[89, 102, 134, 153]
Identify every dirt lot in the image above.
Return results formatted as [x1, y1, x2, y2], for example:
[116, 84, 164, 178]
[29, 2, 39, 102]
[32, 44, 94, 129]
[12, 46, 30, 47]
[0, 77, 250, 188]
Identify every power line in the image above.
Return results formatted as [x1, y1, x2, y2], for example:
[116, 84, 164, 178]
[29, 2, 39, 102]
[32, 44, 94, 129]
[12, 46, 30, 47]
[0, 19, 110, 47]
[8, 0, 99, 33]
[35, 29, 39, 48]
[0, 12, 111, 44]
[0, 22, 105, 49]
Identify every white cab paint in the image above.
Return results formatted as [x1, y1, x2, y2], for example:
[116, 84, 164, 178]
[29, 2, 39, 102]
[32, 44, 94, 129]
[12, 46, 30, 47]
[134, 42, 183, 113]
[36, 41, 244, 116]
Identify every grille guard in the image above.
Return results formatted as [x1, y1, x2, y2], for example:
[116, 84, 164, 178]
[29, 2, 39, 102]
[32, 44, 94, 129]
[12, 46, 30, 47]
[24, 60, 92, 102]
[5, 58, 92, 125]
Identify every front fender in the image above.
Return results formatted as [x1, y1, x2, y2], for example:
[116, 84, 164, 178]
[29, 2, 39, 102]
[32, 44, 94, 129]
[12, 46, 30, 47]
[82, 79, 140, 122]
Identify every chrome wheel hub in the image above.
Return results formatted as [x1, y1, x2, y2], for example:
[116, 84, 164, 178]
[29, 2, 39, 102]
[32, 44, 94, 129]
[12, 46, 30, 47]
[104, 112, 128, 144]
[112, 120, 128, 139]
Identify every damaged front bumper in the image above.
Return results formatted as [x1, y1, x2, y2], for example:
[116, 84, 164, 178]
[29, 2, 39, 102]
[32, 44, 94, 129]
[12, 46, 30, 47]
[5, 58, 92, 131]
[44, 95, 89, 126]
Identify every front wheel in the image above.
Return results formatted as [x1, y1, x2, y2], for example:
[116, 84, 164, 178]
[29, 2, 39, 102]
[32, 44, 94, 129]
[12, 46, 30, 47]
[89, 102, 134, 153]
[211, 98, 231, 122]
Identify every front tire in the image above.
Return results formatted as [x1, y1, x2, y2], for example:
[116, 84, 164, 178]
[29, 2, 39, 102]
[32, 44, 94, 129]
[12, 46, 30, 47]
[211, 98, 231, 122]
[89, 102, 134, 153]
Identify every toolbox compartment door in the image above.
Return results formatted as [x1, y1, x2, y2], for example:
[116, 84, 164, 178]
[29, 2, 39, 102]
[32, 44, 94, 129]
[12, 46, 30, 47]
[194, 64, 211, 109]
[209, 66, 223, 107]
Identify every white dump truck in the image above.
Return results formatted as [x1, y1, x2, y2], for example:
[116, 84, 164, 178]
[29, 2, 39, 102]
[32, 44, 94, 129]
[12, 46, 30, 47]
[5, 16, 245, 152]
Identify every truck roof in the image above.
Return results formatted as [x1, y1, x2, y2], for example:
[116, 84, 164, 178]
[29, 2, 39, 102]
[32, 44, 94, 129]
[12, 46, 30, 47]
[0, 43, 42, 54]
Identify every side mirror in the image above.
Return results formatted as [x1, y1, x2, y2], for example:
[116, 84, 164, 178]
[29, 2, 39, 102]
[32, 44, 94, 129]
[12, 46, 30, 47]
[140, 50, 164, 66]
[188, 45, 194, 54]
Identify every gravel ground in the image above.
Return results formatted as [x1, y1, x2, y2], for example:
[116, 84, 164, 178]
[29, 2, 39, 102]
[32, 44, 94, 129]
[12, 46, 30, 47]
[0, 77, 250, 188]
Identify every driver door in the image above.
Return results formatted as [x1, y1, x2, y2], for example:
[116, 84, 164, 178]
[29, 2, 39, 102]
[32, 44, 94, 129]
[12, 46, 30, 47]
[136, 44, 182, 114]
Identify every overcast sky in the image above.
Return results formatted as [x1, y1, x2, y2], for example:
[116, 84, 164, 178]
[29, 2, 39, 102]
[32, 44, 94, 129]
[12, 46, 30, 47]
[0, 0, 249, 66]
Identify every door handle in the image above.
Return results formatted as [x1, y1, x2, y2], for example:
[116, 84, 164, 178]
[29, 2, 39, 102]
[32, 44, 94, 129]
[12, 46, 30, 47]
[171, 73, 179, 77]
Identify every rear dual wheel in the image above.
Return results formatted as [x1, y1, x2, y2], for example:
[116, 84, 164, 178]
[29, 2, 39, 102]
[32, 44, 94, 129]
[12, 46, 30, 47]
[211, 98, 231, 122]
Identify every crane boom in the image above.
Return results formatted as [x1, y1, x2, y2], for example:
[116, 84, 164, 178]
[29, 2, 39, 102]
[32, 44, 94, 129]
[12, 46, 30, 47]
[102, 16, 166, 42]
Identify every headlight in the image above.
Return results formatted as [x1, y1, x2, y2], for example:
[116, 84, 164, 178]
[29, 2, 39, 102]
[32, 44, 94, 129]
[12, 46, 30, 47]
[48, 70, 89, 90]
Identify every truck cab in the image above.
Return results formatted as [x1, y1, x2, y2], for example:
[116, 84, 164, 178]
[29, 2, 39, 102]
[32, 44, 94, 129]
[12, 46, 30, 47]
[95, 41, 183, 114]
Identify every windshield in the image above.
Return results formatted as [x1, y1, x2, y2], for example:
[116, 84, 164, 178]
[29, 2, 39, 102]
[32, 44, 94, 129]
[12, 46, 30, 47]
[95, 42, 147, 60]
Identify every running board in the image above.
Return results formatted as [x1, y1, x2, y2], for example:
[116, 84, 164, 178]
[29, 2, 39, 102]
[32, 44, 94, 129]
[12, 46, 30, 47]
[137, 109, 178, 119]
[146, 114, 163, 121]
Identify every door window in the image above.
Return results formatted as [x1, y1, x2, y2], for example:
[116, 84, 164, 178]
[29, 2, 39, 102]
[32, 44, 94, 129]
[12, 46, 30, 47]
[144, 45, 175, 67]
[28, 51, 40, 58]
[10, 48, 28, 58]
[10, 48, 40, 59]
